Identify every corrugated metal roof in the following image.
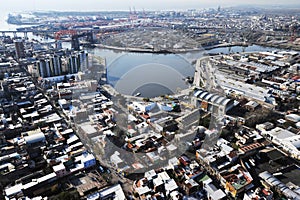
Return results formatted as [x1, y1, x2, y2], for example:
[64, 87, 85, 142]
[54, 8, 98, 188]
[199, 91, 209, 99]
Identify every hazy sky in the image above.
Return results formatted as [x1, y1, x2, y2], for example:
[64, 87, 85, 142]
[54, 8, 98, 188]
[2, 0, 300, 12]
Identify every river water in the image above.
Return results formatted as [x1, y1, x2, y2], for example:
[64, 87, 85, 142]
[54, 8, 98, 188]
[88, 45, 281, 97]
[0, 13, 286, 97]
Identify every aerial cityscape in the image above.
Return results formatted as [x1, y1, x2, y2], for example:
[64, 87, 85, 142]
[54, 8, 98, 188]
[0, 0, 299, 200]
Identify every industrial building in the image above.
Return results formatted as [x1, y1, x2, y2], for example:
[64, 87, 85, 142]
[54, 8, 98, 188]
[192, 89, 235, 114]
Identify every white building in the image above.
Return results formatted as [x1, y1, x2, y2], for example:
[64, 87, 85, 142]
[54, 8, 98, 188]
[262, 127, 300, 160]
[75, 153, 96, 169]
[53, 163, 68, 177]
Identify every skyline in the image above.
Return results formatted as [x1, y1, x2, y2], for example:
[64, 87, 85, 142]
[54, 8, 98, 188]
[1, 0, 300, 12]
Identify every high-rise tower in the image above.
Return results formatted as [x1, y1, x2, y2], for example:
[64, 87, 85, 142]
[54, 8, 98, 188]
[14, 40, 25, 60]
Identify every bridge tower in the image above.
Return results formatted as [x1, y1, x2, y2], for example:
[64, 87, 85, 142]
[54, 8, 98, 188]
[24, 32, 28, 40]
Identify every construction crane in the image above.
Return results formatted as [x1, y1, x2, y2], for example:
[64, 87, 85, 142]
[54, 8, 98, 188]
[129, 6, 138, 23]
[54, 30, 80, 50]
[142, 8, 147, 19]
[54, 30, 77, 41]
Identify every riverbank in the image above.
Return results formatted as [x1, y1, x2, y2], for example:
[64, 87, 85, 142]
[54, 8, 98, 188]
[95, 44, 203, 54]
[95, 40, 300, 54]
[95, 42, 250, 54]
[203, 42, 248, 50]
[254, 41, 300, 51]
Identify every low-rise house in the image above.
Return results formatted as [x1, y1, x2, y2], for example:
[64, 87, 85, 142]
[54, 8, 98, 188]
[244, 100, 260, 111]
[259, 170, 300, 199]
[203, 176, 226, 200]
[183, 179, 200, 195]
[243, 187, 273, 200]
[75, 152, 96, 169]
[87, 184, 126, 200]
[285, 113, 300, 123]
[53, 163, 68, 178]
[219, 164, 253, 197]
[133, 169, 179, 199]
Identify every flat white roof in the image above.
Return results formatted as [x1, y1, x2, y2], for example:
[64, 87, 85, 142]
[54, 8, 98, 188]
[5, 184, 23, 197]
[110, 151, 123, 165]
[99, 184, 126, 200]
[166, 144, 177, 151]
[61, 128, 74, 135]
[268, 127, 295, 139]
[103, 130, 115, 136]
[80, 124, 98, 135]
[153, 176, 164, 187]
[165, 179, 178, 192]
[14, 87, 27, 92]
[211, 189, 226, 200]
[158, 171, 170, 181]
[219, 76, 269, 101]
[67, 134, 79, 144]
[286, 114, 300, 122]
[135, 186, 151, 195]
[75, 153, 95, 163]
[145, 169, 157, 180]
[23, 173, 56, 190]
[53, 163, 66, 172]
[38, 172, 56, 182]
[185, 179, 199, 187]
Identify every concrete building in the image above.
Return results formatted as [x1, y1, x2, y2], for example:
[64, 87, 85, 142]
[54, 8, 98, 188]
[14, 40, 25, 59]
[49, 55, 62, 76]
[76, 153, 96, 169]
[68, 54, 79, 74]
[53, 163, 68, 178]
[36, 59, 51, 78]
[285, 114, 300, 123]
[87, 184, 126, 200]
[262, 127, 300, 160]
[78, 51, 89, 70]
[259, 171, 300, 199]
